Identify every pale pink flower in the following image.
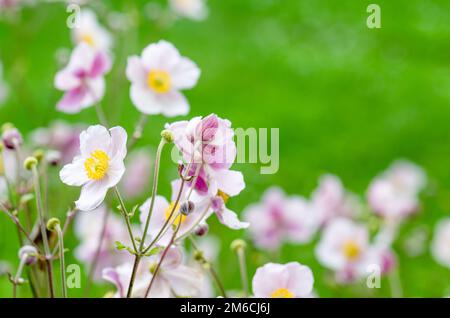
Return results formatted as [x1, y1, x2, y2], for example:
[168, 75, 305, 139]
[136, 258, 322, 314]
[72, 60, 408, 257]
[311, 174, 361, 226]
[252, 262, 314, 298]
[367, 160, 426, 221]
[121, 149, 152, 199]
[244, 187, 317, 250]
[60, 125, 127, 211]
[103, 246, 203, 298]
[169, 0, 208, 21]
[431, 218, 450, 269]
[167, 114, 248, 229]
[72, 9, 113, 51]
[315, 218, 369, 274]
[30, 120, 84, 164]
[74, 205, 131, 281]
[126, 40, 200, 116]
[54, 43, 111, 114]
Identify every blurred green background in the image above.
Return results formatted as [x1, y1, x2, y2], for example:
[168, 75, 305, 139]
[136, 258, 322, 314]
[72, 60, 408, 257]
[1, 0, 450, 297]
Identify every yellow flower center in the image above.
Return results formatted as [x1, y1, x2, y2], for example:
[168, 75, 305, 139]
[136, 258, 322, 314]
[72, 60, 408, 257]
[80, 33, 95, 46]
[270, 288, 294, 298]
[164, 202, 185, 226]
[84, 150, 110, 180]
[217, 190, 230, 204]
[342, 240, 361, 260]
[147, 70, 171, 93]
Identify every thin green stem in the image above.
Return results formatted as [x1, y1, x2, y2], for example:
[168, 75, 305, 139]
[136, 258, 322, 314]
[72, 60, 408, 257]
[237, 248, 248, 297]
[31, 165, 54, 298]
[128, 114, 148, 149]
[114, 187, 138, 253]
[56, 225, 67, 298]
[144, 220, 182, 298]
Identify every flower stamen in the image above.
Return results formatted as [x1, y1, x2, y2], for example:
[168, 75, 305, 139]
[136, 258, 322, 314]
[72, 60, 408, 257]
[270, 288, 294, 298]
[342, 240, 361, 260]
[84, 149, 110, 180]
[147, 70, 171, 93]
[164, 202, 185, 226]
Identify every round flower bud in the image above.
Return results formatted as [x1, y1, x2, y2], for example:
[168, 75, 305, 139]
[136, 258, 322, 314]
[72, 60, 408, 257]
[2, 127, 23, 150]
[194, 223, 209, 236]
[230, 239, 247, 252]
[46, 150, 62, 166]
[23, 157, 38, 170]
[180, 200, 195, 216]
[1, 122, 14, 133]
[46, 217, 60, 232]
[160, 129, 174, 143]
[32, 149, 45, 162]
[18, 245, 38, 265]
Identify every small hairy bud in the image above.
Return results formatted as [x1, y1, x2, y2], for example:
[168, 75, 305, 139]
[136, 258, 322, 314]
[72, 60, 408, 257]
[46, 217, 61, 232]
[194, 224, 209, 237]
[160, 129, 174, 143]
[32, 149, 45, 162]
[2, 127, 23, 150]
[18, 245, 38, 265]
[193, 250, 204, 262]
[23, 157, 38, 170]
[180, 201, 195, 216]
[230, 239, 247, 252]
[1, 122, 14, 133]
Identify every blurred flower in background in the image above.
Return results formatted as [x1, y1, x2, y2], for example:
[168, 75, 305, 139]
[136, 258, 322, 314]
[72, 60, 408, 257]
[120, 148, 152, 199]
[244, 187, 317, 250]
[431, 218, 450, 269]
[169, 0, 208, 21]
[72, 9, 113, 51]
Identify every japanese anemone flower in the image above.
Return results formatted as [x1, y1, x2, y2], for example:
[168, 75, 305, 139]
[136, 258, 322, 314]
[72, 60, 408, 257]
[126, 40, 200, 117]
[252, 262, 314, 298]
[169, 0, 208, 21]
[54, 43, 111, 114]
[72, 9, 113, 51]
[315, 217, 369, 273]
[59, 125, 127, 211]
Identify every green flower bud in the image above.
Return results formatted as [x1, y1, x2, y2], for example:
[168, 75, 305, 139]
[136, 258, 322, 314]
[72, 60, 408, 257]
[46, 218, 61, 232]
[23, 157, 38, 170]
[160, 129, 174, 143]
[230, 239, 247, 252]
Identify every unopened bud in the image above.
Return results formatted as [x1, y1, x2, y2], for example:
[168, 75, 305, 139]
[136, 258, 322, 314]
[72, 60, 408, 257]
[23, 157, 38, 170]
[18, 245, 38, 265]
[160, 129, 174, 143]
[33, 149, 45, 162]
[46, 217, 60, 232]
[180, 201, 195, 216]
[46, 150, 62, 166]
[2, 127, 23, 150]
[193, 250, 204, 262]
[230, 239, 247, 252]
[194, 223, 209, 236]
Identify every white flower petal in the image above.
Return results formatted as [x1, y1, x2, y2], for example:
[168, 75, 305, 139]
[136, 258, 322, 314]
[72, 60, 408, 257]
[60, 156, 89, 186]
[75, 180, 109, 211]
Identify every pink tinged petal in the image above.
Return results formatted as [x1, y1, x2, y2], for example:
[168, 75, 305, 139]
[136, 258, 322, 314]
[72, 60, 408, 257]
[285, 262, 314, 297]
[252, 263, 289, 297]
[216, 207, 249, 230]
[197, 114, 218, 141]
[57, 86, 88, 114]
[89, 51, 112, 77]
[59, 157, 89, 186]
[139, 196, 169, 237]
[161, 246, 183, 270]
[109, 126, 128, 160]
[126, 56, 147, 84]
[75, 180, 109, 211]
[102, 267, 125, 298]
[105, 157, 125, 188]
[170, 57, 201, 90]
[215, 170, 245, 197]
[54, 69, 81, 90]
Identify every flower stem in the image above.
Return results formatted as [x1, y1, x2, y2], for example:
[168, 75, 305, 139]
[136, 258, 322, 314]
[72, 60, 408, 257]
[56, 224, 67, 298]
[31, 165, 54, 298]
[114, 187, 138, 253]
[128, 114, 148, 149]
[126, 255, 141, 298]
[190, 237, 227, 298]
[12, 256, 27, 298]
[144, 220, 182, 298]
[236, 247, 248, 297]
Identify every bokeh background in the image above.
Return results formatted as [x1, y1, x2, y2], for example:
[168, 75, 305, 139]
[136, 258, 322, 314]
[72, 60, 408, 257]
[1, 0, 450, 297]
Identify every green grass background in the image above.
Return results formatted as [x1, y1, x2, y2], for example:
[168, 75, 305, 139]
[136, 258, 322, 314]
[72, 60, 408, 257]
[1, 0, 450, 297]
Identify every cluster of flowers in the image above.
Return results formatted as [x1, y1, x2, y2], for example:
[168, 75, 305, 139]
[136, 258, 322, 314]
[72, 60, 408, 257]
[1, 2, 450, 299]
